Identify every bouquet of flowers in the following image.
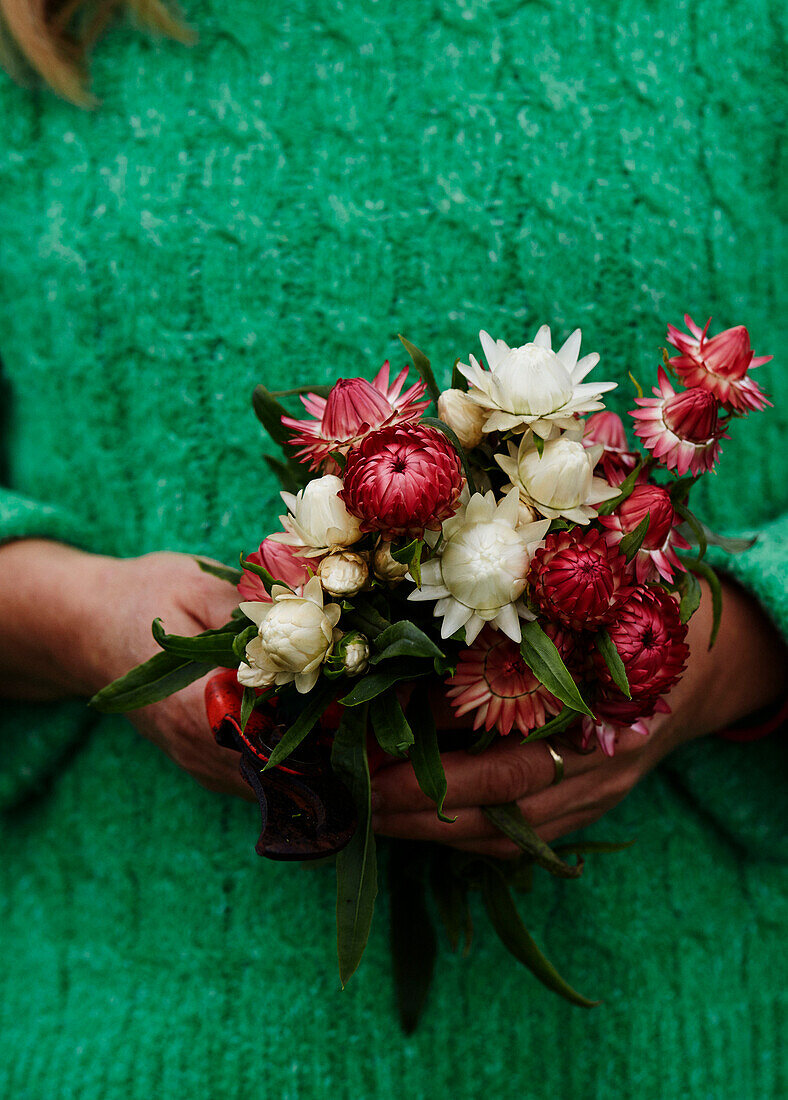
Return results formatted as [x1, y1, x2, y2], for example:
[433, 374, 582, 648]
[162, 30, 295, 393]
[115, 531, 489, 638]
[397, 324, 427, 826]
[92, 313, 770, 1026]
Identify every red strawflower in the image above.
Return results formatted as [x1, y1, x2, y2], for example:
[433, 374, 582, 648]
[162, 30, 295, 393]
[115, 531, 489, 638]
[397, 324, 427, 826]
[528, 528, 635, 632]
[282, 363, 429, 471]
[667, 314, 772, 413]
[579, 695, 671, 756]
[446, 627, 560, 736]
[583, 411, 640, 487]
[593, 586, 689, 701]
[630, 368, 725, 476]
[237, 538, 312, 602]
[600, 483, 690, 583]
[340, 423, 464, 539]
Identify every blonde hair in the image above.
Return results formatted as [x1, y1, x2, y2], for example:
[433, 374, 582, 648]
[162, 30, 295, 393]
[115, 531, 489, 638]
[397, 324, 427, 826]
[0, 0, 191, 105]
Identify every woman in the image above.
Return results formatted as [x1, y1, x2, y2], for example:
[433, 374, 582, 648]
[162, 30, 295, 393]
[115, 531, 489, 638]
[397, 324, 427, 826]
[1, 2, 785, 1096]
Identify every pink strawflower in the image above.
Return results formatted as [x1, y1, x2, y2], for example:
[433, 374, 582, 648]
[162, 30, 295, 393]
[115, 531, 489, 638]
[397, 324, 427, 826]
[630, 368, 725, 475]
[600, 483, 690, 583]
[340, 423, 464, 539]
[446, 627, 561, 736]
[583, 411, 640, 487]
[580, 696, 670, 756]
[593, 586, 689, 702]
[282, 362, 429, 471]
[528, 528, 635, 632]
[667, 314, 772, 413]
[237, 538, 312, 602]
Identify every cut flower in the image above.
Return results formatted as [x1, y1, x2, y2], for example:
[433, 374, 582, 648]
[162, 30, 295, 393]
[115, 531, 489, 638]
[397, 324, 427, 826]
[408, 487, 550, 644]
[457, 325, 616, 439]
[273, 474, 363, 556]
[497, 433, 619, 524]
[667, 314, 772, 413]
[630, 368, 724, 476]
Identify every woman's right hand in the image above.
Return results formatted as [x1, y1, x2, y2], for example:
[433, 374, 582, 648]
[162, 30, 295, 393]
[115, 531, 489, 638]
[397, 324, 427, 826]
[0, 540, 252, 799]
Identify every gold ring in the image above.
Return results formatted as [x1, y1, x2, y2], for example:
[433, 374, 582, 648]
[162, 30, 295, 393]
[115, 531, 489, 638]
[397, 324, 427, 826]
[546, 742, 564, 786]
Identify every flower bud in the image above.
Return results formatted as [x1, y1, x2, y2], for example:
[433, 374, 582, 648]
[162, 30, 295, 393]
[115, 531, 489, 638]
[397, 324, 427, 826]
[317, 551, 369, 597]
[437, 388, 488, 449]
[276, 474, 363, 553]
[332, 630, 370, 677]
[372, 541, 409, 583]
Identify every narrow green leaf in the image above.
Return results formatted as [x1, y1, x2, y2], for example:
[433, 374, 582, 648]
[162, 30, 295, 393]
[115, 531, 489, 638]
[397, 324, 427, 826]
[628, 370, 644, 399]
[151, 618, 241, 667]
[668, 475, 697, 506]
[429, 851, 473, 954]
[398, 335, 440, 404]
[675, 568, 702, 624]
[332, 703, 378, 987]
[618, 514, 650, 563]
[534, 433, 545, 458]
[390, 539, 423, 585]
[369, 691, 414, 758]
[595, 630, 631, 699]
[674, 502, 707, 558]
[421, 416, 477, 495]
[450, 357, 468, 392]
[89, 651, 213, 713]
[482, 802, 583, 879]
[195, 558, 243, 585]
[596, 460, 643, 516]
[467, 726, 499, 754]
[522, 707, 581, 743]
[481, 865, 598, 1007]
[263, 453, 302, 494]
[683, 557, 723, 648]
[388, 843, 437, 1034]
[262, 680, 336, 771]
[407, 684, 454, 823]
[698, 522, 756, 555]
[340, 659, 430, 706]
[239, 687, 256, 732]
[232, 625, 258, 660]
[239, 554, 292, 595]
[252, 384, 293, 446]
[370, 621, 444, 664]
[520, 620, 594, 718]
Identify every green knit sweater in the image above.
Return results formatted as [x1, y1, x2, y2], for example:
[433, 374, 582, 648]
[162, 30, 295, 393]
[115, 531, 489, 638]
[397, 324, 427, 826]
[1, 2, 785, 1096]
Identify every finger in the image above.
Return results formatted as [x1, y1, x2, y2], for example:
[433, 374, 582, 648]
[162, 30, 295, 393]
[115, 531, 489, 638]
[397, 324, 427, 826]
[371, 737, 595, 814]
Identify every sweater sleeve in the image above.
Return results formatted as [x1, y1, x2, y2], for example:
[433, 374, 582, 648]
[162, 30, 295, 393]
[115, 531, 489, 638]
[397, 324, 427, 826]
[0, 487, 97, 811]
[708, 511, 788, 644]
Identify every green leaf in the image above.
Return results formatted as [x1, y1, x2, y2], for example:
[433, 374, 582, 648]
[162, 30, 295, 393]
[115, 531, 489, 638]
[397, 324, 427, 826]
[450, 357, 468, 392]
[252, 384, 294, 447]
[429, 851, 473, 954]
[683, 557, 723, 648]
[195, 558, 243, 585]
[628, 370, 644, 399]
[668, 475, 697, 507]
[595, 630, 631, 699]
[520, 620, 594, 718]
[369, 691, 414, 758]
[370, 621, 444, 664]
[467, 725, 499, 754]
[262, 680, 336, 771]
[398, 335, 441, 404]
[268, 384, 334, 398]
[421, 416, 477, 495]
[675, 568, 702, 624]
[534, 433, 545, 458]
[406, 683, 454, 823]
[331, 703, 378, 987]
[698, 522, 756, 555]
[151, 618, 241, 668]
[239, 554, 292, 595]
[674, 502, 707, 558]
[263, 453, 302, 494]
[388, 843, 437, 1034]
[618, 514, 650, 563]
[481, 803, 583, 879]
[239, 687, 256, 732]
[481, 864, 598, 1007]
[522, 707, 582, 743]
[342, 599, 391, 640]
[232, 625, 258, 660]
[596, 460, 643, 516]
[390, 538, 423, 585]
[340, 659, 430, 706]
[89, 651, 214, 713]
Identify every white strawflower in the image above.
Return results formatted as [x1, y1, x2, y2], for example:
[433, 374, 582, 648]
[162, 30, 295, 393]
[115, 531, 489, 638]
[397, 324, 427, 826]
[408, 488, 550, 644]
[437, 388, 488, 449]
[237, 576, 341, 694]
[457, 325, 616, 438]
[331, 630, 371, 677]
[317, 551, 369, 597]
[497, 434, 619, 524]
[372, 540, 409, 583]
[271, 474, 363, 557]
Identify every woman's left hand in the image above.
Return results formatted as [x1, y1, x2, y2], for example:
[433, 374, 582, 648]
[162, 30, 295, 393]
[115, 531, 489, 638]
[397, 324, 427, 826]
[370, 579, 786, 857]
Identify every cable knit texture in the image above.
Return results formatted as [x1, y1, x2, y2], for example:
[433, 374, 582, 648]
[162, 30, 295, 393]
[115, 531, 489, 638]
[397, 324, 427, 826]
[0, 1, 785, 1096]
